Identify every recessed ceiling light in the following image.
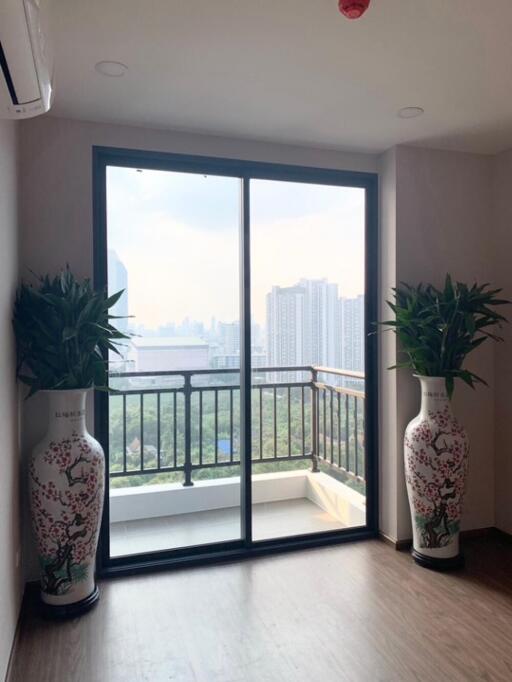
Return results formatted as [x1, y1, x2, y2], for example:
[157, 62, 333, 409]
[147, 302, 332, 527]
[94, 61, 128, 77]
[398, 106, 424, 119]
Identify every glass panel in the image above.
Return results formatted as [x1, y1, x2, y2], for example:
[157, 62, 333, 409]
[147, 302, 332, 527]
[106, 166, 242, 557]
[250, 179, 366, 541]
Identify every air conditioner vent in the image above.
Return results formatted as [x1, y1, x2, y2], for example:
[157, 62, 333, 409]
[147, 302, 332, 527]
[0, 0, 53, 119]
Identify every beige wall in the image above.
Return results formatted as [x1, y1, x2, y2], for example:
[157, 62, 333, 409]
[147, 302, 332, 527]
[397, 147, 495, 533]
[379, 146, 496, 541]
[493, 149, 512, 534]
[0, 120, 21, 681]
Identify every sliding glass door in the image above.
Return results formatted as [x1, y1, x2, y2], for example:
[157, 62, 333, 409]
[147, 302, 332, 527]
[250, 179, 367, 541]
[93, 147, 377, 574]
[104, 166, 242, 558]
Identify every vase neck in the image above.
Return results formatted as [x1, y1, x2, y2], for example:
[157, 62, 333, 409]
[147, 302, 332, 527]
[45, 390, 88, 438]
[416, 376, 450, 419]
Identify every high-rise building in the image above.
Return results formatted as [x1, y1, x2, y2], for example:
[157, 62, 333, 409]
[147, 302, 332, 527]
[299, 279, 338, 367]
[266, 279, 340, 370]
[265, 278, 365, 380]
[107, 250, 130, 370]
[266, 285, 305, 370]
[218, 321, 240, 355]
[338, 294, 365, 372]
[107, 249, 129, 333]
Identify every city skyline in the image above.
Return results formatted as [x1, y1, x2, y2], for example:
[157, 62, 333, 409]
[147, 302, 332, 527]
[108, 250, 364, 343]
[109, 253, 365, 367]
[109, 246, 364, 374]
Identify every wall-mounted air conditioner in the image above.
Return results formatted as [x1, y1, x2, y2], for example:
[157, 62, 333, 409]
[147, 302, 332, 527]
[0, 0, 53, 119]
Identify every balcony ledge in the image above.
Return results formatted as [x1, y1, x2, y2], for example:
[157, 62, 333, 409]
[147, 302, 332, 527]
[110, 470, 365, 528]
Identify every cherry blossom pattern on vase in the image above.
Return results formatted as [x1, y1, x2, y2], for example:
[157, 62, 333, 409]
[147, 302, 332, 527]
[405, 405, 469, 549]
[29, 432, 104, 596]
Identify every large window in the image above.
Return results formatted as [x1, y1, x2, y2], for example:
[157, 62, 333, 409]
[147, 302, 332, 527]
[93, 147, 378, 574]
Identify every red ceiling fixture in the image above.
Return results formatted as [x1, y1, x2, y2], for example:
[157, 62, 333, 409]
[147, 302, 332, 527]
[338, 0, 370, 20]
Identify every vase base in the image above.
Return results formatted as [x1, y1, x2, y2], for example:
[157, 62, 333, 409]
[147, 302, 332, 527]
[412, 550, 464, 571]
[40, 585, 100, 619]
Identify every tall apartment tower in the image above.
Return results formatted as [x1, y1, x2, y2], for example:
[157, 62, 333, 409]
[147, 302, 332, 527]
[106, 250, 129, 369]
[266, 285, 305, 370]
[299, 278, 338, 367]
[338, 294, 365, 372]
[218, 321, 240, 355]
[107, 249, 129, 333]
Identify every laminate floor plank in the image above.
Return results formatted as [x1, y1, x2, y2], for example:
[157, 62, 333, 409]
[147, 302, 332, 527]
[9, 536, 512, 682]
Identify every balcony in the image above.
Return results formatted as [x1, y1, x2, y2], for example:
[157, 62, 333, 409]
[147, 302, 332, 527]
[108, 366, 366, 556]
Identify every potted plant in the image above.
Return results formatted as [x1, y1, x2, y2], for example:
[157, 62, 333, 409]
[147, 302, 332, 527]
[13, 268, 129, 616]
[381, 275, 509, 570]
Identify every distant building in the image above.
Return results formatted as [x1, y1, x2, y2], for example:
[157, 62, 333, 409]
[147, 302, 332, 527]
[299, 278, 338, 367]
[178, 317, 205, 338]
[107, 250, 130, 370]
[211, 353, 240, 370]
[210, 350, 267, 370]
[218, 321, 240, 355]
[338, 295, 365, 373]
[265, 279, 364, 379]
[107, 250, 128, 333]
[157, 322, 177, 337]
[252, 322, 264, 349]
[131, 337, 209, 372]
[266, 285, 305, 370]
[266, 279, 339, 370]
[251, 351, 267, 368]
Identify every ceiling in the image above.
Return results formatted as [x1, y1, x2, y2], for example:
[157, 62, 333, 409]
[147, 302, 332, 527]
[48, 0, 512, 154]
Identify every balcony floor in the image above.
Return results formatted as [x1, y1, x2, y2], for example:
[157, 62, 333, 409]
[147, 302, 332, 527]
[110, 498, 345, 557]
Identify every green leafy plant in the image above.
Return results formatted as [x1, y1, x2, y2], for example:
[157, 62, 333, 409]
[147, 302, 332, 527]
[381, 275, 510, 397]
[13, 268, 129, 397]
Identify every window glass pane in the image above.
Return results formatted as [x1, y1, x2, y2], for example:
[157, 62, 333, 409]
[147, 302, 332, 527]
[106, 167, 242, 557]
[250, 179, 366, 541]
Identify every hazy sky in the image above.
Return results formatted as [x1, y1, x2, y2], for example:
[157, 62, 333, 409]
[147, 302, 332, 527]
[107, 167, 365, 328]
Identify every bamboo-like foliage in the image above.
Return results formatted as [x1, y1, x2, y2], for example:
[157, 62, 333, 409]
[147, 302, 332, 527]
[381, 275, 510, 397]
[13, 268, 129, 397]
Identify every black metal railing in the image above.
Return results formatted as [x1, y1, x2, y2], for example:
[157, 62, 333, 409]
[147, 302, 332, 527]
[108, 366, 365, 486]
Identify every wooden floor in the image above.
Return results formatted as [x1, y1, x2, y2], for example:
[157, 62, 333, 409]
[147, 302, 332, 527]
[9, 535, 512, 682]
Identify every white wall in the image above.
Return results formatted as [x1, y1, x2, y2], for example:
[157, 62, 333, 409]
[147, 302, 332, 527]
[0, 119, 21, 681]
[492, 149, 512, 534]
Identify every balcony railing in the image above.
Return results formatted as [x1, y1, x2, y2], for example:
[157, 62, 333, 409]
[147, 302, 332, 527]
[108, 366, 365, 488]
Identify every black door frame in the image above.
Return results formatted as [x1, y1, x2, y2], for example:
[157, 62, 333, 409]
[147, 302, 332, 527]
[92, 145, 379, 577]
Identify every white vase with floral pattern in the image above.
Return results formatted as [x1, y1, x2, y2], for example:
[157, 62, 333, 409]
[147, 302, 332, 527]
[404, 376, 469, 569]
[29, 390, 104, 616]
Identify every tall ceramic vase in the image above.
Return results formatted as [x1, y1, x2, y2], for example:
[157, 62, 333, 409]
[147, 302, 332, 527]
[404, 376, 469, 570]
[29, 390, 105, 617]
